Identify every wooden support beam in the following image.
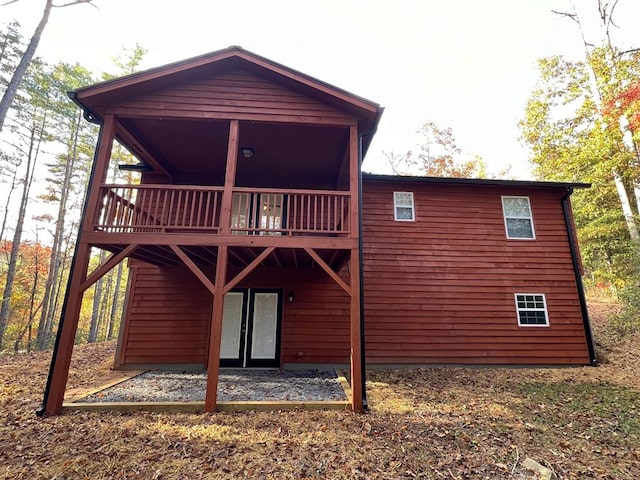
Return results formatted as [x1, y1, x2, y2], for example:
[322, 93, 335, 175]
[79, 244, 138, 293]
[304, 247, 351, 296]
[349, 252, 363, 413]
[205, 245, 229, 412]
[115, 119, 173, 180]
[84, 231, 358, 250]
[223, 247, 275, 294]
[229, 248, 250, 267]
[219, 120, 239, 235]
[348, 125, 364, 413]
[169, 245, 216, 295]
[44, 115, 117, 416]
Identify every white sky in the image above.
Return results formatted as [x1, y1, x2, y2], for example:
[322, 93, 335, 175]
[2, 0, 640, 180]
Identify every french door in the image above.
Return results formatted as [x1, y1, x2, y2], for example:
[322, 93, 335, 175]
[219, 289, 282, 368]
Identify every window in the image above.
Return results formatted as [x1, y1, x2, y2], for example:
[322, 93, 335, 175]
[502, 196, 535, 239]
[515, 294, 549, 326]
[394, 192, 415, 221]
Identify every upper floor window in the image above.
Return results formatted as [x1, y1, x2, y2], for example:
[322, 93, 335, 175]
[502, 196, 535, 239]
[394, 192, 415, 221]
[515, 293, 549, 326]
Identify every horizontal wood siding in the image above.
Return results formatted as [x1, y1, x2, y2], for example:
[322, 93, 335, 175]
[104, 69, 354, 124]
[120, 266, 351, 367]
[361, 180, 590, 365]
[121, 265, 211, 365]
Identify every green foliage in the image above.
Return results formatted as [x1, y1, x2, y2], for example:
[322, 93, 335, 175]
[520, 49, 640, 286]
[0, 21, 24, 93]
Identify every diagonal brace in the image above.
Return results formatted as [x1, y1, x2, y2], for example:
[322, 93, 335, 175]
[304, 247, 351, 296]
[223, 247, 275, 294]
[79, 244, 138, 293]
[170, 245, 216, 295]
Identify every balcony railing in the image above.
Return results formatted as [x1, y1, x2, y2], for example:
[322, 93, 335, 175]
[94, 185, 351, 236]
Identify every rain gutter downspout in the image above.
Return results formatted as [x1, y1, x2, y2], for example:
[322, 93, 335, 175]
[36, 101, 102, 417]
[357, 126, 379, 411]
[561, 188, 597, 366]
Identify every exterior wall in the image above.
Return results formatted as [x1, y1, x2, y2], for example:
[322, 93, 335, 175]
[117, 180, 591, 368]
[118, 265, 351, 368]
[105, 69, 354, 124]
[118, 264, 211, 365]
[361, 179, 590, 365]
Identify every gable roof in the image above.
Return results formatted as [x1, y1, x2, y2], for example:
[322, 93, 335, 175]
[71, 45, 383, 135]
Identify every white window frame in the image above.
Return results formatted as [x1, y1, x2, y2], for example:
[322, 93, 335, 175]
[501, 196, 535, 239]
[393, 191, 415, 222]
[514, 293, 549, 327]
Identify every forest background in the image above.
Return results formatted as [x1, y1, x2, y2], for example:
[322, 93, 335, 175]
[1, 0, 640, 353]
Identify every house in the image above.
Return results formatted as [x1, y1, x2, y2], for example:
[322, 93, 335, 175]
[39, 47, 595, 416]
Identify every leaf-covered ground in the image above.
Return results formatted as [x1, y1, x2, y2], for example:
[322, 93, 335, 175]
[1, 299, 638, 479]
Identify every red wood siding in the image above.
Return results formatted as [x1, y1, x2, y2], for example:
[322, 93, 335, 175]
[103, 69, 355, 125]
[361, 180, 590, 365]
[117, 181, 590, 368]
[120, 264, 211, 365]
[119, 266, 351, 367]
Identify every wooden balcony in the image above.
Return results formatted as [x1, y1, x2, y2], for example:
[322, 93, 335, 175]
[93, 184, 351, 237]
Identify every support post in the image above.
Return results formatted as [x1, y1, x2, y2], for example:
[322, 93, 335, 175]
[219, 120, 239, 235]
[348, 124, 364, 412]
[205, 244, 228, 412]
[41, 114, 116, 415]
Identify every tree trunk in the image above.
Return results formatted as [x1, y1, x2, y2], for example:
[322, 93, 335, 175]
[613, 169, 640, 241]
[0, 159, 19, 244]
[87, 250, 106, 343]
[35, 111, 80, 349]
[0, 119, 43, 349]
[0, 0, 52, 133]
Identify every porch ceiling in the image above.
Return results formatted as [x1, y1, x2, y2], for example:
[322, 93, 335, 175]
[118, 118, 350, 189]
[95, 243, 349, 272]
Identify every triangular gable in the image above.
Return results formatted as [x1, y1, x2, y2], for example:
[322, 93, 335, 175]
[72, 46, 382, 131]
[99, 67, 356, 126]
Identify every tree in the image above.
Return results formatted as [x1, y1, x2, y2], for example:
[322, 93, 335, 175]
[0, 0, 96, 133]
[520, 2, 640, 287]
[0, 59, 54, 349]
[35, 62, 96, 349]
[383, 120, 489, 178]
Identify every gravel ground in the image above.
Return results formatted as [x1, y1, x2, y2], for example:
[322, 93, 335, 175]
[80, 369, 347, 403]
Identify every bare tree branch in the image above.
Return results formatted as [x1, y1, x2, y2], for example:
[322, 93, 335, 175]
[52, 0, 97, 8]
[551, 10, 579, 23]
[0, 0, 21, 6]
[618, 47, 640, 56]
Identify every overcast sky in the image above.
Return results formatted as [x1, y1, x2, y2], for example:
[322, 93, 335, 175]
[3, 0, 640, 179]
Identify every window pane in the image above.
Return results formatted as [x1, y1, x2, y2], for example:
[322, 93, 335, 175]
[396, 207, 414, 220]
[519, 310, 547, 325]
[395, 192, 413, 206]
[503, 197, 531, 217]
[506, 218, 533, 238]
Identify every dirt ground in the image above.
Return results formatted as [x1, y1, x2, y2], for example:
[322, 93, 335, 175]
[0, 298, 638, 479]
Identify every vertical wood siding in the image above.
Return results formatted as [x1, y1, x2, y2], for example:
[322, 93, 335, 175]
[361, 180, 590, 365]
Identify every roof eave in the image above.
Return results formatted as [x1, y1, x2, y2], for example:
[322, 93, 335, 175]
[362, 173, 591, 190]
